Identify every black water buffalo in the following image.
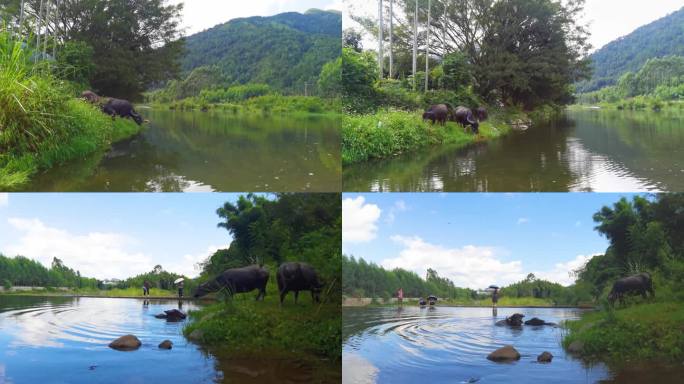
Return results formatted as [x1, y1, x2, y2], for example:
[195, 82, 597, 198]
[524, 317, 556, 326]
[154, 309, 186, 322]
[454, 106, 480, 134]
[423, 104, 453, 126]
[495, 313, 525, 327]
[277, 262, 324, 305]
[81, 90, 101, 104]
[608, 272, 654, 306]
[193, 265, 269, 300]
[475, 107, 488, 122]
[102, 98, 144, 125]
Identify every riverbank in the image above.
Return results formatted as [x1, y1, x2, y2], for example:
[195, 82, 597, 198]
[0, 287, 181, 298]
[572, 98, 684, 112]
[342, 109, 522, 165]
[149, 94, 341, 116]
[342, 296, 589, 308]
[562, 302, 684, 363]
[183, 291, 340, 362]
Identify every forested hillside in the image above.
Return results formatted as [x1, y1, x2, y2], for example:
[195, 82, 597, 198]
[578, 6, 684, 93]
[181, 9, 341, 95]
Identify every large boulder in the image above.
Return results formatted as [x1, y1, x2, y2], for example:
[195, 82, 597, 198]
[109, 335, 141, 351]
[567, 340, 584, 354]
[537, 351, 553, 363]
[487, 345, 521, 362]
[158, 340, 173, 350]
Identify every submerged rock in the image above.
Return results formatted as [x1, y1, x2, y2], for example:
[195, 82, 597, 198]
[109, 334, 141, 351]
[537, 351, 553, 363]
[567, 340, 584, 354]
[158, 340, 173, 349]
[487, 345, 521, 362]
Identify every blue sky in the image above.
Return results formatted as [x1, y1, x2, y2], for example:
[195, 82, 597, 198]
[0, 193, 257, 279]
[343, 193, 644, 288]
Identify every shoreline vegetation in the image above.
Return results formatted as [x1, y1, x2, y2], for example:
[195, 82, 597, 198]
[342, 296, 594, 308]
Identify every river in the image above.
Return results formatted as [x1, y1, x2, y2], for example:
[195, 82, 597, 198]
[23, 110, 341, 192]
[342, 306, 683, 384]
[0, 296, 338, 383]
[343, 109, 684, 192]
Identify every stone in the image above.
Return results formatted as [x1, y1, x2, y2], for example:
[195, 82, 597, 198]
[158, 340, 173, 349]
[567, 340, 584, 354]
[109, 335, 141, 351]
[524, 317, 547, 326]
[537, 351, 553, 363]
[487, 345, 521, 362]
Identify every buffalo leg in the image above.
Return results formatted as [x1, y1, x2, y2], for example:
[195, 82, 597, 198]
[279, 288, 288, 305]
[294, 290, 299, 304]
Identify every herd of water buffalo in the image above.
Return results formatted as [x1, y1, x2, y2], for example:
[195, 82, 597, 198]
[422, 103, 488, 134]
[192, 262, 325, 305]
[81, 90, 145, 126]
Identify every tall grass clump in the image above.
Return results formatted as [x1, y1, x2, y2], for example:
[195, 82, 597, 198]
[0, 32, 139, 189]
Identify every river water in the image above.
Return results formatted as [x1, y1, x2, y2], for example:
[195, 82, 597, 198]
[343, 109, 684, 192]
[24, 110, 341, 192]
[343, 306, 684, 384]
[0, 296, 337, 383]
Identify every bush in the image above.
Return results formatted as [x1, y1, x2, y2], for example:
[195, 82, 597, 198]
[3, 279, 12, 290]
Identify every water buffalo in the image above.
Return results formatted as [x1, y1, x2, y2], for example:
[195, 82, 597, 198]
[81, 90, 101, 104]
[495, 313, 525, 327]
[154, 309, 186, 322]
[193, 265, 269, 300]
[277, 262, 324, 305]
[102, 98, 144, 125]
[454, 106, 480, 134]
[475, 107, 488, 122]
[422, 104, 453, 126]
[608, 272, 654, 306]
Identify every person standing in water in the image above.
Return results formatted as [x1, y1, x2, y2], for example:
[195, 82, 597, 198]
[492, 287, 499, 308]
[177, 280, 184, 298]
[143, 280, 150, 296]
[397, 287, 404, 306]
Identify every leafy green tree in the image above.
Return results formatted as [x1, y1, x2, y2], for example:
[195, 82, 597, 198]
[441, 52, 473, 90]
[55, 41, 95, 86]
[342, 47, 379, 112]
[318, 57, 343, 98]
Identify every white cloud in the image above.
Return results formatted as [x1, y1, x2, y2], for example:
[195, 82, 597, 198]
[343, 197, 381, 243]
[0, 193, 7, 207]
[380, 236, 525, 289]
[385, 199, 408, 224]
[4, 218, 153, 280]
[534, 254, 598, 286]
[165, 244, 231, 278]
[517, 217, 529, 225]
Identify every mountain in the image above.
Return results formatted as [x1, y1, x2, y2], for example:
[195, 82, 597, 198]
[181, 9, 341, 94]
[577, 7, 684, 93]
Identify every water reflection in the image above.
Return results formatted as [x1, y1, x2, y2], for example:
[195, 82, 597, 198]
[344, 109, 684, 192]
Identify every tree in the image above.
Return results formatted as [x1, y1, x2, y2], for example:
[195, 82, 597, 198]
[342, 47, 379, 112]
[318, 57, 343, 97]
[441, 51, 472, 90]
[343, 29, 363, 52]
[55, 40, 94, 84]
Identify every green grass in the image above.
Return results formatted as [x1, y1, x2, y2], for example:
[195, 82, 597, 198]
[153, 94, 341, 115]
[562, 302, 684, 363]
[0, 33, 141, 189]
[0, 287, 177, 297]
[342, 109, 511, 165]
[183, 282, 341, 361]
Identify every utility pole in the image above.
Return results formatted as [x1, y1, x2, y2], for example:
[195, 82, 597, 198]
[378, 0, 384, 79]
[389, 0, 394, 79]
[425, 0, 431, 92]
[412, 0, 418, 91]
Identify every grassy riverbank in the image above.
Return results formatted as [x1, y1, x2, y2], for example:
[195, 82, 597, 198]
[344, 296, 563, 308]
[0, 35, 141, 189]
[149, 94, 341, 115]
[342, 110, 515, 165]
[562, 302, 684, 363]
[0, 287, 178, 298]
[183, 284, 340, 361]
[572, 98, 684, 112]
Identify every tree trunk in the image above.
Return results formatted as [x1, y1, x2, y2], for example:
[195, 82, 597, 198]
[412, 0, 418, 90]
[378, 0, 384, 79]
[389, 0, 394, 79]
[37, 0, 45, 55]
[425, 0, 430, 92]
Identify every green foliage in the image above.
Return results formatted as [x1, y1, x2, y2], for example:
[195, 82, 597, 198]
[3, 279, 12, 290]
[318, 57, 343, 98]
[201, 193, 341, 300]
[0, 32, 141, 188]
[342, 110, 509, 164]
[55, 41, 95, 86]
[577, 7, 684, 92]
[342, 47, 380, 113]
[199, 84, 272, 104]
[117, 265, 195, 293]
[0, 255, 98, 289]
[441, 52, 474, 90]
[181, 10, 341, 96]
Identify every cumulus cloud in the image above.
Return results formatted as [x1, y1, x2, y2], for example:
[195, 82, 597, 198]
[0, 193, 7, 207]
[4, 218, 154, 280]
[534, 254, 598, 286]
[385, 199, 408, 224]
[165, 244, 231, 278]
[380, 236, 525, 289]
[343, 197, 381, 243]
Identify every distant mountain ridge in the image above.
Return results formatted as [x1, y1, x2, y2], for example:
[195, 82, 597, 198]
[181, 9, 341, 94]
[577, 7, 684, 93]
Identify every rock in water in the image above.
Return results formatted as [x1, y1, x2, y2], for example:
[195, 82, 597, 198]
[487, 345, 521, 362]
[158, 340, 173, 349]
[525, 317, 547, 326]
[109, 335, 141, 351]
[567, 340, 584, 354]
[537, 351, 553, 363]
